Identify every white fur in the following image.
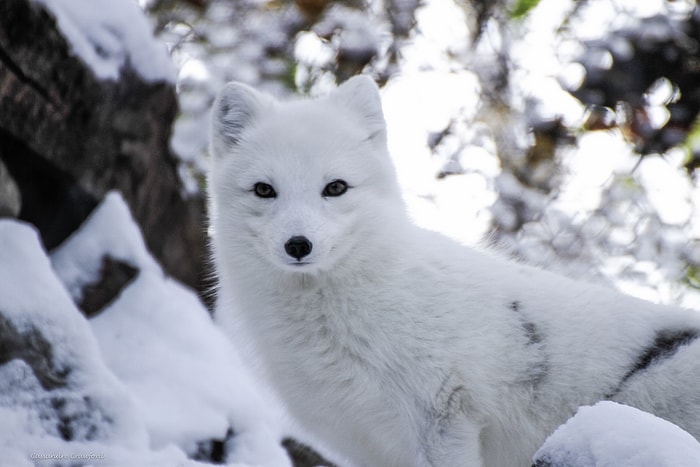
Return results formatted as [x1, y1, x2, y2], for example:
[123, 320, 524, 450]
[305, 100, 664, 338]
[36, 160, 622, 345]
[208, 76, 700, 467]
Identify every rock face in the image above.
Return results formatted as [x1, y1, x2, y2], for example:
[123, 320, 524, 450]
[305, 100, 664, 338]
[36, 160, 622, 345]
[0, 0, 205, 293]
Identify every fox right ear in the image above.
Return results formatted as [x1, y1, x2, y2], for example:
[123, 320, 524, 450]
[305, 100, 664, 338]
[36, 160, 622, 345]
[211, 82, 272, 155]
[331, 75, 386, 141]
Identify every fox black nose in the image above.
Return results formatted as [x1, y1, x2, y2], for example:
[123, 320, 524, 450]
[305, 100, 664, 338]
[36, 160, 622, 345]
[285, 236, 313, 260]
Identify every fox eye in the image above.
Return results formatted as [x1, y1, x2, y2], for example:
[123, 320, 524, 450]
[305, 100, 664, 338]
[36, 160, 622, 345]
[322, 180, 349, 197]
[253, 182, 276, 198]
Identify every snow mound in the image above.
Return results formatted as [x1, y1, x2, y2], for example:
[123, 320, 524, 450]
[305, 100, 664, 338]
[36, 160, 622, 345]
[0, 220, 189, 466]
[533, 401, 700, 467]
[34, 0, 175, 82]
[0, 196, 291, 465]
[51, 192, 291, 466]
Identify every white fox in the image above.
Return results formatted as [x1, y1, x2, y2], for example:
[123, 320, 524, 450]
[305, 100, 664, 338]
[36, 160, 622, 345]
[208, 75, 700, 466]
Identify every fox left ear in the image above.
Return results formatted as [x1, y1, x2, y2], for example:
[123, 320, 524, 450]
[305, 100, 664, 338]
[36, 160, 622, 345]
[331, 75, 386, 141]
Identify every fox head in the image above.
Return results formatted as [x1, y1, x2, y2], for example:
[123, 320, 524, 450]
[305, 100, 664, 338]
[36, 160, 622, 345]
[209, 76, 405, 277]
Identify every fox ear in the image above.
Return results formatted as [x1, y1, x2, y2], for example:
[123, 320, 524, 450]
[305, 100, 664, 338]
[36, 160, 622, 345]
[211, 82, 272, 156]
[331, 75, 386, 140]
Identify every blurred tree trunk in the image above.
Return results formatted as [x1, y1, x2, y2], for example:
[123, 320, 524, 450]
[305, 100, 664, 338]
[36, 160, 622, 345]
[0, 0, 206, 298]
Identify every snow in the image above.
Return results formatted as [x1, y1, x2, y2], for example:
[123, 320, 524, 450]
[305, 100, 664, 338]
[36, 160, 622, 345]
[33, 0, 175, 82]
[0, 197, 290, 466]
[51, 193, 291, 466]
[0, 220, 190, 466]
[534, 401, 700, 467]
[51, 192, 160, 303]
[0, 221, 148, 449]
[90, 255, 291, 465]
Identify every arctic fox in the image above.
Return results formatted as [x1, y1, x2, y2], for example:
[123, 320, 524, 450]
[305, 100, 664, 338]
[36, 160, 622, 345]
[208, 75, 700, 467]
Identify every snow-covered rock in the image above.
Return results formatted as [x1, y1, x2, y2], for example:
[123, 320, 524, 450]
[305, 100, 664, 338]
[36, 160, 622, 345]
[533, 401, 700, 467]
[0, 194, 293, 466]
[51, 192, 292, 466]
[34, 0, 175, 82]
[0, 220, 177, 465]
